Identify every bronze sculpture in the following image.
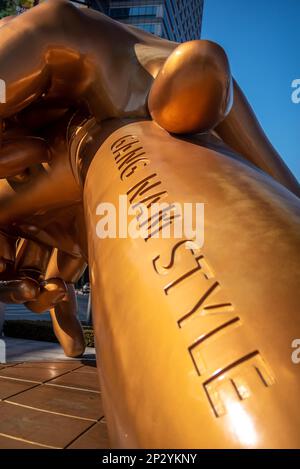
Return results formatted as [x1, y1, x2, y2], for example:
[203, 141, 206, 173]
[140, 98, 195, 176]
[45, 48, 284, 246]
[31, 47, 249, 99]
[0, 0, 299, 448]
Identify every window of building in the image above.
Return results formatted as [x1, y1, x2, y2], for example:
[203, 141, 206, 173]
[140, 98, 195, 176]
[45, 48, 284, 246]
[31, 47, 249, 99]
[110, 6, 158, 19]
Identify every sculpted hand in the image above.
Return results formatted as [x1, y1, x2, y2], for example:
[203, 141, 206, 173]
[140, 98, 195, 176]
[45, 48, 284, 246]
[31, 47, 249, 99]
[0, 1, 231, 310]
[0, 104, 87, 356]
[0, 1, 299, 447]
[0, 0, 298, 226]
[0, 1, 298, 358]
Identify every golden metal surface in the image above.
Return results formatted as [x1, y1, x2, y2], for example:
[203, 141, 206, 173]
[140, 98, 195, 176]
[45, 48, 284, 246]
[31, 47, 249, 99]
[85, 120, 300, 448]
[0, 0, 299, 447]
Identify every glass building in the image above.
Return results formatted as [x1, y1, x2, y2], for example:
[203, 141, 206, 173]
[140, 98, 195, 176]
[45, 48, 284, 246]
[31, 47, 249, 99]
[108, 1, 203, 41]
[73, 0, 204, 41]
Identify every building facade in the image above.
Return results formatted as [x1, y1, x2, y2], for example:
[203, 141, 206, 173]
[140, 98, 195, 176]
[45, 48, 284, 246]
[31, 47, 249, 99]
[108, 1, 203, 41]
[74, 0, 203, 41]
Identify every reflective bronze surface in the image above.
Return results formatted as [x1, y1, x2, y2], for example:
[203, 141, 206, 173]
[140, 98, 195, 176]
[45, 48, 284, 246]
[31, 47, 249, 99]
[0, 0, 299, 447]
[85, 119, 300, 448]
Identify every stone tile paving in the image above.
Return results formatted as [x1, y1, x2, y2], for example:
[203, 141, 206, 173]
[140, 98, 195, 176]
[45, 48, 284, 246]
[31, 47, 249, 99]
[0, 358, 110, 448]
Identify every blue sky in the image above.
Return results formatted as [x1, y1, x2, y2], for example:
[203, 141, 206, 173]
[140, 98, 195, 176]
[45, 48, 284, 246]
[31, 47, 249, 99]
[202, 0, 300, 181]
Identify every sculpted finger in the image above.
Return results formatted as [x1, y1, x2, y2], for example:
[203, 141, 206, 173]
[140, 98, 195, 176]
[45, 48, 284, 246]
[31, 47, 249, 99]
[16, 238, 52, 281]
[15, 240, 66, 313]
[0, 230, 17, 273]
[26, 277, 67, 314]
[0, 238, 53, 303]
[46, 250, 86, 356]
[0, 144, 81, 227]
[50, 284, 86, 358]
[0, 137, 50, 179]
[25, 247, 86, 315]
[46, 248, 87, 283]
[0, 278, 40, 303]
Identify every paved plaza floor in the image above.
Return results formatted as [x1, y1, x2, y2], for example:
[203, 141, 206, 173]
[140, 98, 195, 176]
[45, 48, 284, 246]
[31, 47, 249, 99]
[0, 338, 109, 449]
